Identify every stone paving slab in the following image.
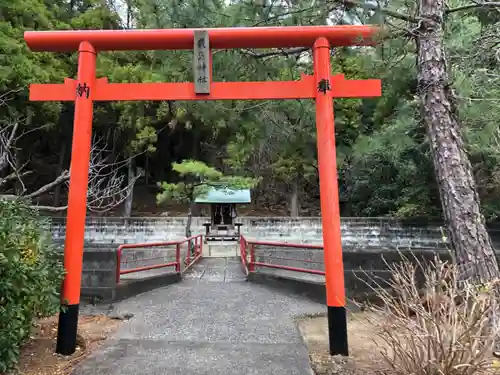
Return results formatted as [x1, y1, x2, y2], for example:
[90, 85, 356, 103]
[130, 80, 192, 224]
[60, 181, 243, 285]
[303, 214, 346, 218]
[184, 257, 246, 282]
[255, 267, 325, 283]
[72, 258, 324, 375]
[119, 267, 177, 280]
[73, 340, 314, 375]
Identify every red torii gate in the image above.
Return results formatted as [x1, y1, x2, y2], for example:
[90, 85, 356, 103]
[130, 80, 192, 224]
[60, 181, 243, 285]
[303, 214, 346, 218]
[24, 25, 381, 357]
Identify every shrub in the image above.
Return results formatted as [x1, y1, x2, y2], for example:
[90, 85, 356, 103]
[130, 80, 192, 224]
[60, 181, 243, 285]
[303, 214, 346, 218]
[0, 200, 64, 372]
[358, 253, 500, 375]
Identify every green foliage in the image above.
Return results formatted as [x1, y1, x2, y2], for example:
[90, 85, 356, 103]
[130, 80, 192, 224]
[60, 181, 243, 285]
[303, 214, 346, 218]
[0, 200, 64, 372]
[157, 159, 259, 205]
[1, 0, 500, 220]
[340, 96, 441, 217]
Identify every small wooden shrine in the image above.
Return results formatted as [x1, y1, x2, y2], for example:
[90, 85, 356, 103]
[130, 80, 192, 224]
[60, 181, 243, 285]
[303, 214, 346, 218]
[195, 186, 251, 241]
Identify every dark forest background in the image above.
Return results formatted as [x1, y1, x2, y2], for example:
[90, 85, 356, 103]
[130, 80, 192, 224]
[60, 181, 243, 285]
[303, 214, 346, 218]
[1, 0, 499, 219]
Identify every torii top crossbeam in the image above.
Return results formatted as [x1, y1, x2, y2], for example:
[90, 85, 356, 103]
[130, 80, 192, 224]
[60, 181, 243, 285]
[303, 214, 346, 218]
[25, 26, 381, 102]
[24, 25, 377, 52]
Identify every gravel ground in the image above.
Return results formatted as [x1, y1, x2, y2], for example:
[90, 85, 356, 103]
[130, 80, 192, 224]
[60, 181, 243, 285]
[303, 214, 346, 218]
[72, 258, 325, 375]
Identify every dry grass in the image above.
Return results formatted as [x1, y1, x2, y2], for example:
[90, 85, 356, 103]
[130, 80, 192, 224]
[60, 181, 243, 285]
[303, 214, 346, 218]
[299, 254, 500, 375]
[14, 315, 121, 375]
[360, 255, 500, 375]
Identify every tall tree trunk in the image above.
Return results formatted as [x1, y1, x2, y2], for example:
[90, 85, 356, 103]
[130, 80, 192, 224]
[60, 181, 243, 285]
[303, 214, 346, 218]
[144, 154, 149, 186]
[417, 0, 500, 282]
[15, 109, 33, 195]
[53, 142, 67, 206]
[126, 0, 132, 29]
[14, 148, 23, 195]
[191, 203, 201, 217]
[123, 158, 135, 217]
[186, 204, 193, 238]
[191, 125, 199, 161]
[290, 179, 300, 217]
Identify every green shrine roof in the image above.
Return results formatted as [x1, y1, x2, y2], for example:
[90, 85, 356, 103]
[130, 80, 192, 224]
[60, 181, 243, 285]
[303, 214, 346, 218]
[194, 186, 251, 204]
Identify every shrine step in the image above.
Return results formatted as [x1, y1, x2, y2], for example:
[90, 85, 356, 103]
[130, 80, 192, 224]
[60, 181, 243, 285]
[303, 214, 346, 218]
[206, 242, 239, 257]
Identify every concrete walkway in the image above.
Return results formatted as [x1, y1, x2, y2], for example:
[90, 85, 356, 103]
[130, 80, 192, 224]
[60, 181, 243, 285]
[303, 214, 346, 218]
[74, 258, 324, 375]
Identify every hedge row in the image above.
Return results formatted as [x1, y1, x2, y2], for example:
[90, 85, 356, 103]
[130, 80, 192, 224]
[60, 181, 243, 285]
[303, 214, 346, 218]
[0, 200, 64, 372]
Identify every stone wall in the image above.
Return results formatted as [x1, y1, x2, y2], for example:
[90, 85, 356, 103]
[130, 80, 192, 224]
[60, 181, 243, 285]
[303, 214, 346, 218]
[80, 245, 117, 301]
[118, 243, 191, 273]
[57, 242, 190, 302]
[48, 216, 500, 303]
[252, 244, 450, 276]
[250, 246, 500, 303]
[47, 216, 500, 249]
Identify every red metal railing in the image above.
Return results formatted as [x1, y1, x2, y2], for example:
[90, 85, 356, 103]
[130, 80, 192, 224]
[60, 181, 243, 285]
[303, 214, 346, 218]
[240, 237, 325, 276]
[116, 234, 203, 283]
[239, 235, 249, 275]
[183, 234, 204, 273]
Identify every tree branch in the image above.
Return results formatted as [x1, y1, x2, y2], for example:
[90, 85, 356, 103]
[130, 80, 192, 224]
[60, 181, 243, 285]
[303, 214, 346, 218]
[0, 102, 142, 213]
[0, 170, 32, 189]
[25, 170, 70, 199]
[0, 122, 19, 172]
[240, 47, 309, 59]
[446, 2, 500, 14]
[0, 196, 67, 214]
[33, 205, 68, 212]
[84, 135, 143, 212]
[338, 0, 419, 23]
